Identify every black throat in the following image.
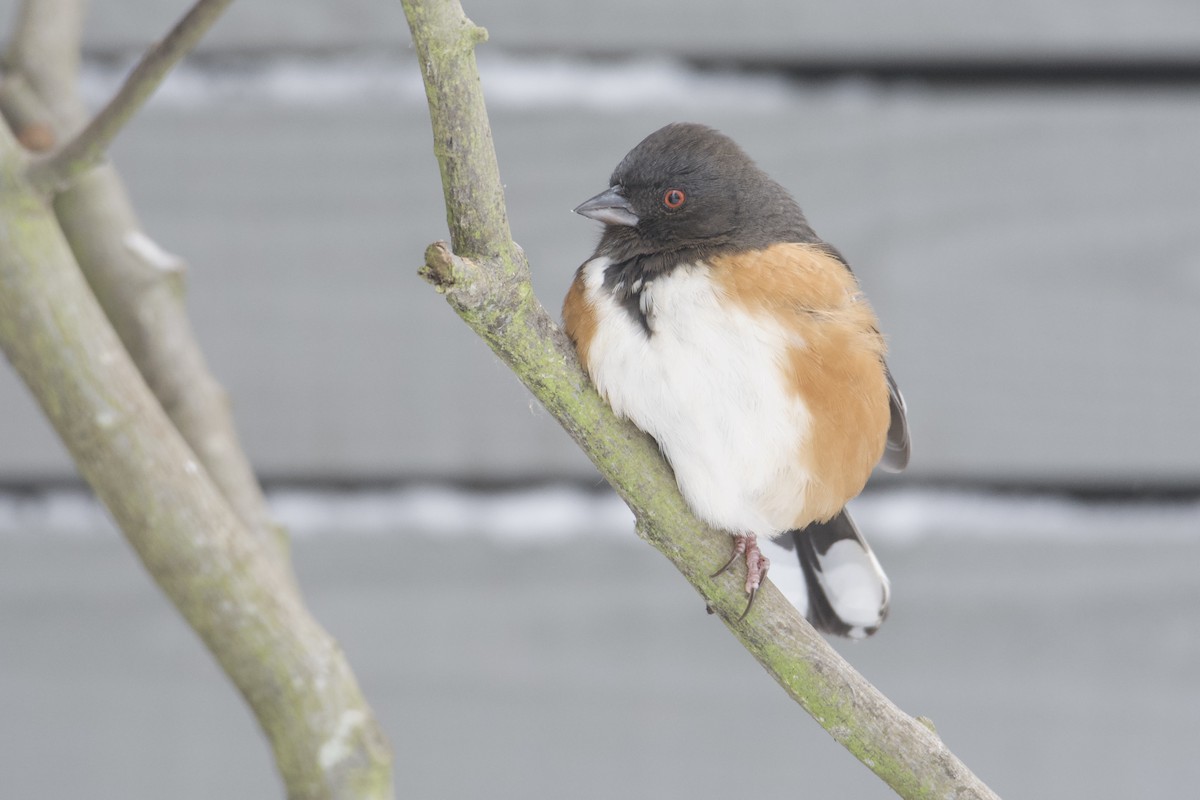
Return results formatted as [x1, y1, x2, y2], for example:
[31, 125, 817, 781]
[600, 245, 718, 335]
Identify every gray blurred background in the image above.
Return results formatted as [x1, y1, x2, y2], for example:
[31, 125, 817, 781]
[1, 2, 1198, 799]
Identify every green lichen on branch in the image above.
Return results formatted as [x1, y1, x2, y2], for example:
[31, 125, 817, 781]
[402, 0, 517, 271]
[415, 241, 778, 619]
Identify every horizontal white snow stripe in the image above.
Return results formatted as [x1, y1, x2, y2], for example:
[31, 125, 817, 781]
[850, 489, 1200, 544]
[0, 485, 1197, 544]
[78, 52, 844, 111]
[269, 485, 637, 541]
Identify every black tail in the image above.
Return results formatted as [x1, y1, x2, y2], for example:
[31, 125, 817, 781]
[776, 510, 890, 638]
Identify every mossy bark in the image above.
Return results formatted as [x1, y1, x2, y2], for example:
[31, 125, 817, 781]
[403, 2, 1001, 798]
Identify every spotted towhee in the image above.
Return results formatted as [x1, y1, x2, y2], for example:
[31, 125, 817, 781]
[563, 123, 910, 637]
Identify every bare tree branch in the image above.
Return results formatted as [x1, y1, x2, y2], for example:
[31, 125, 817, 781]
[26, 0, 235, 193]
[4, 0, 287, 561]
[1, 4, 393, 796]
[402, 1, 1002, 798]
[0, 117, 394, 800]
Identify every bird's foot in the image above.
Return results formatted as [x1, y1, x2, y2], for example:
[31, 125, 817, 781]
[710, 533, 770, 620]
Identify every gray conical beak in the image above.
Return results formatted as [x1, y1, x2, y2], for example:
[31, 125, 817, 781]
[573, 186, 639, 227]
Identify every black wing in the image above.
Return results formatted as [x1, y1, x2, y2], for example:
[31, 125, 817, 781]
[880, 365, 910, 472]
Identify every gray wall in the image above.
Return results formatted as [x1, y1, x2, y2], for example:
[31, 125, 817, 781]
[1, 2, 1198, 488]
[39, 1, 1200, 57]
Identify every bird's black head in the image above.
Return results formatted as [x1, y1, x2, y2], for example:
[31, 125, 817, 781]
[575, 123, 817, 268]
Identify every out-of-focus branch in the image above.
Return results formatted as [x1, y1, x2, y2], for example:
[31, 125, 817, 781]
[1, 4, 393, 795]
[0, 74, 57, 151]
[402, 1, 1001, 798]
[0, 116, 393, 800]
[5, 0, 85, 132]
[27, 0, 235, 193]
[4, 0, 285, 560]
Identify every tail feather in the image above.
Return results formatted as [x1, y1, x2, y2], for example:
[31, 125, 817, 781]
[762, 510, 890, 639]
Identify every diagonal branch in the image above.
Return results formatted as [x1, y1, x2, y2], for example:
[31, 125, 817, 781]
[401, 1, 1001, 798]
[26, 0, 235, 193]
[0, 124, 393, 800]
[5, 0, 287, 562]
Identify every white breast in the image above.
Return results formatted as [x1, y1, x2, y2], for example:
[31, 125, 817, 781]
[580, 256, 812, 536]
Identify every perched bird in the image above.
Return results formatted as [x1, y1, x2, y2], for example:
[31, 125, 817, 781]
[563, 123, 910, 638]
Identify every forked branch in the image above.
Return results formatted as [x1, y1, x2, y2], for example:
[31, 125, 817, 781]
[5, 0, 286, 560]
[1, 2, 393, 796]
[27, 0, 235, 193]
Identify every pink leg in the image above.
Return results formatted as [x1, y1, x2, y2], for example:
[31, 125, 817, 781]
[710, 533, 771, 620]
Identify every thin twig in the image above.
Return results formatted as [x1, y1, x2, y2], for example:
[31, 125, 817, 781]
[27, 0, 235, 193]
[402, 0, 518, 270]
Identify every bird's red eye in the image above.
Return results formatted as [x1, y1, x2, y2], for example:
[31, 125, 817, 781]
[663, 188, 686, 209]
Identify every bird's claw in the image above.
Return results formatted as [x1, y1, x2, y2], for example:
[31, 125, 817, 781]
[710, 534, 748, 579]
[711, 533, 769, 620]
